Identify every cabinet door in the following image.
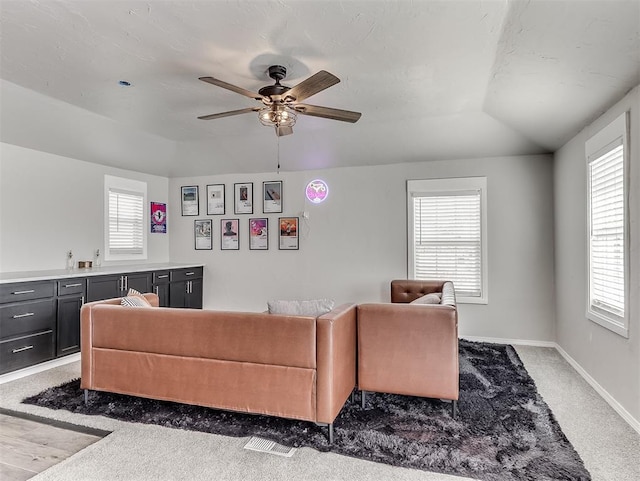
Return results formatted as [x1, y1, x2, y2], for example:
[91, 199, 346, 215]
[56, 295, 83, 356]
[125, 272, 151, 294]
[169, 281, 187, 308]
[153, 283, 170, 307]
[187, 279, 203, 309]
[86, 275, 121, 302]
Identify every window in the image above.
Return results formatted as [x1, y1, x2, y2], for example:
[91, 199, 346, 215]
[104, 175, 147, 261]
[586, 112, 629, 337]
[407, 177, 488, 304]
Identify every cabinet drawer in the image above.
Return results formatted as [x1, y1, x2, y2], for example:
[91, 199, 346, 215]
[170, 267, 203, 282]
[0, 281, 55, 304]
[57, 279, 86, 296]
[0, 330, 55, 374]
[153, 271, 171, 284]
[0, 299, 56, 340]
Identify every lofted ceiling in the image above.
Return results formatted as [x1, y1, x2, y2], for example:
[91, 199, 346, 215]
[0, 0, 638, 177]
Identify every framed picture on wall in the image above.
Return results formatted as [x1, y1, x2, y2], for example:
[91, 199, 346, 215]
[234, 182, 253, 214]
[249, 218, 268, 250]
[263, 180, 283, 213]
[221, 218, 239, 250]
[206, 184, 225, 215]
[278, 217, 299, 250]
[150, 202, 167, 233]
[181, 186, 199, 216]
[194, 219, 212, 250]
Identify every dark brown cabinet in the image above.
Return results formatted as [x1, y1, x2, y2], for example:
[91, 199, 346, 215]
[87, 272, 151, 302]
[0, 265, 203, 375]
[169, 267, 203, 309]
[56, 278, 86, 356]
[0, 281, 56, 374]
[152, 271, 170, 307]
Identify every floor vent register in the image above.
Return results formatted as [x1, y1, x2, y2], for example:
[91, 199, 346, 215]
[243, 436, 297, 457]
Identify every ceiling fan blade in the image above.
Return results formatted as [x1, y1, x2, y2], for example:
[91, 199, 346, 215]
[199, 76, 262, 100]
[286, 71, 340, 102]
[293, 104, 361, 123]
[276, 125, 293, 136]
[197, 107, 259, 120]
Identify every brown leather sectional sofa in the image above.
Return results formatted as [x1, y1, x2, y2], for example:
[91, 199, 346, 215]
[81, 280, 457, 442]
[81, 294, 357, 443]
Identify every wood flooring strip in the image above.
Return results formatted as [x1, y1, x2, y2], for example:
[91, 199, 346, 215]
[0, 407, 110, 438]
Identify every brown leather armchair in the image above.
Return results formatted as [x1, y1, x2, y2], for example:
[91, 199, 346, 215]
[357, 280, 459, 417]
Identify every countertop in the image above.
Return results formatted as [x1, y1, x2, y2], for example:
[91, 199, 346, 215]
[0, 263, 205, 284]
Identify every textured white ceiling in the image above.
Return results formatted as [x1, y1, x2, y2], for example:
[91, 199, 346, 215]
[1, 0, 638, 177]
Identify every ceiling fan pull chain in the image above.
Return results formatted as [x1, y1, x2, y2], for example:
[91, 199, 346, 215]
[277, 134, 280, 174]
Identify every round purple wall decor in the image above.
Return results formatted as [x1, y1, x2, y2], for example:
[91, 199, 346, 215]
[305, 179, 329, 204]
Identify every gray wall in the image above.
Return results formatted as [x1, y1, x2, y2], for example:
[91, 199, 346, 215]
[0, 143, 170, 271]
[169, 154, 556, 342]
[554, 86, 640, 423]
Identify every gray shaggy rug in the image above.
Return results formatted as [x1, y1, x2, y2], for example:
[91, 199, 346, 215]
[23, 340, 590, 480]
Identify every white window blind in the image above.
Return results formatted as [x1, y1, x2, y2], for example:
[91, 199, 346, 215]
[108, 188, 144, 256]
[588, 143, 625, 318]
[413, 191, 482, 297]
[585, 111, 628, 337]
[407, 177, 488, 304]
[104, 175, 147, 261]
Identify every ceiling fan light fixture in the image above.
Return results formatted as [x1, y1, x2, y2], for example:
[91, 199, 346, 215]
[258, 105, 297, 128]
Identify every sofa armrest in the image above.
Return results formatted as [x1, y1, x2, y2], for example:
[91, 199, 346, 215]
[315, 303, 357, 424]
[357, 302, 459, 400]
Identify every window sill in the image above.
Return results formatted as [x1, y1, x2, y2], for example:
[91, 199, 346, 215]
[587, 309, 629, 338]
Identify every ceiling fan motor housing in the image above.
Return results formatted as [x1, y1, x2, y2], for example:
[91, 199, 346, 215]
[259, 65, 292, 100]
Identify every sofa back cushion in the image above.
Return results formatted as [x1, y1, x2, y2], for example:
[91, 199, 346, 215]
[89, 305, 317, 369]
[267, 299, 335, 317]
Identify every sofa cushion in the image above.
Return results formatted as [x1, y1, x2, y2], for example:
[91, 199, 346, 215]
[410, 293, 442, 305]
[268, 299, 335, 317]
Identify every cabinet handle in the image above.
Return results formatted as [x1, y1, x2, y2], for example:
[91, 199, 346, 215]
[64, 283, 83, 288]
[12, 312, 35, 319]
[154, 286, 158, 295]
[81, 296, 85, 305]
[12, 290, 35, 295]
[12, 345, 34, 354]
[125, 276, 128, 291]
[185, 272, 195, 276]
[157, 275, 168, 279]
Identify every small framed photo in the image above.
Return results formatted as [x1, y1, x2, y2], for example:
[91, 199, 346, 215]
[206, 184, 225, 215]
[249, 218, 269, 250]
[194, 219, 212, 250]
[221, 218, 239, 250]
[279, 217, 299, 250]
[263, 180, 283, 213]
[181, 186, 199, 216]
[234, 182, 253, 214]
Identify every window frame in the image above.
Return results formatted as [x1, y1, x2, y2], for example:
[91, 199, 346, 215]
[104, 175, 148, 262]
[407, 177, 488, 304]
[585, 112, 630, 338]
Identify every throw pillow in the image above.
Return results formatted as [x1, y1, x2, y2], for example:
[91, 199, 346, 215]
[410, 292, 442, 305]
[121, 296, 152, 307]
[267, 299, 335, 317]
[121, 287, 152, 307]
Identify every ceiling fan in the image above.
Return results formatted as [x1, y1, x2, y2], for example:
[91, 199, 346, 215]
[197, 65, 361, 136]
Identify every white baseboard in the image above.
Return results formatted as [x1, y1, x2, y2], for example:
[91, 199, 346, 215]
[554, 344, 640, 435]
[463, 335, 640, 435]
[462, 335, 557, 348]
[0, 353, 80, 385]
